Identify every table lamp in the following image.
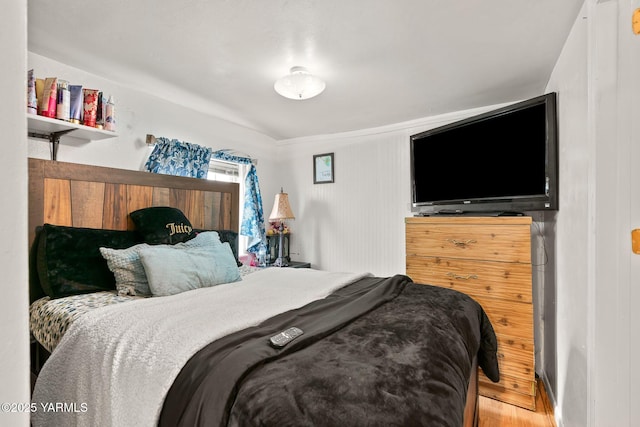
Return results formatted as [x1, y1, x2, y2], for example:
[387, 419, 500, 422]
[268, 188, 295, 267]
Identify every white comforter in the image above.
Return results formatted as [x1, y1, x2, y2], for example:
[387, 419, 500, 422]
[31, 268, 370, 427]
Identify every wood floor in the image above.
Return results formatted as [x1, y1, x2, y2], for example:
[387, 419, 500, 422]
[478, 380, 556, 427]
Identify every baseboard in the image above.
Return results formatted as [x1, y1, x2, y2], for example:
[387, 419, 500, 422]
[539, 372, 563, 427]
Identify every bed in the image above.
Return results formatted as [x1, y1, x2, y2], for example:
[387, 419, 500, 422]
[28, 158, 499, 427]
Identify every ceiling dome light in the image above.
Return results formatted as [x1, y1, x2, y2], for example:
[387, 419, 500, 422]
[274, 66, 326, 100]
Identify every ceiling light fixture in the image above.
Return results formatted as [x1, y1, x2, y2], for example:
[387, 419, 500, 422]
[274, 66, 326, 100]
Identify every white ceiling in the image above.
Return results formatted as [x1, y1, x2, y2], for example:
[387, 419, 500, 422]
[28, 1, 584, 141]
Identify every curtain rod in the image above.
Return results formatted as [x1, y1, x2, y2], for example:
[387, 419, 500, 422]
[146, 134, 258, 165]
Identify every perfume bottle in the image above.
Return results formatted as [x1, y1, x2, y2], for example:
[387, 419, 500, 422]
[104, 95, 116, 131]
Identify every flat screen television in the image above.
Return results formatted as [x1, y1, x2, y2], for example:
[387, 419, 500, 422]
[410, 92, 558, 215]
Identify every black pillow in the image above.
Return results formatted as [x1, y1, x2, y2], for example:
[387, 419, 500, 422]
[129, 206, 195, 245]
[29, 226, 45, 302]
[36, 224, 140, 299]
[194, 229, 242, 267]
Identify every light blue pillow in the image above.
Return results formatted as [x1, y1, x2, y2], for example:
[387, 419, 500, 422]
[138, 242, 241, 297]
[182, 230, 221, 248]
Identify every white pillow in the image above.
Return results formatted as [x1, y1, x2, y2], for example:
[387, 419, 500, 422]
[138, 242, 241, 297]
[100, 243, 152, 296]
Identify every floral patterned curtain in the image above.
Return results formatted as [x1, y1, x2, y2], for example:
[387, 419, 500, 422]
[144, 137, 212, 179]
[211, 149, 265, 255]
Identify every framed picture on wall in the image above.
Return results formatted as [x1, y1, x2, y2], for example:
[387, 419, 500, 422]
[313, 153, 334, 184]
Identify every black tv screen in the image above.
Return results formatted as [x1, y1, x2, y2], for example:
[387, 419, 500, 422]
[410, 92, 558, 214]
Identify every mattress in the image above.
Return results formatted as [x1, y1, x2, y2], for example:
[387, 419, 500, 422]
[30, 264, 262, 353]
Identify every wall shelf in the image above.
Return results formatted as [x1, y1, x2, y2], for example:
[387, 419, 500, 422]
[27, 114, 118, 160]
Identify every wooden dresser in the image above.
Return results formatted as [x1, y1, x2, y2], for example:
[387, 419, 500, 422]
[405, 216, 536, 410]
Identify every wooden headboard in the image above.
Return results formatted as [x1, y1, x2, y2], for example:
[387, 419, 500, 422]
[28, 158, 239, 240]
[28, 158, 240, 300]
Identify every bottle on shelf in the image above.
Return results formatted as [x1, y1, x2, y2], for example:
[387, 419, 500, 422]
[105, 96, 116, 132]
[56, 80, 70, 122]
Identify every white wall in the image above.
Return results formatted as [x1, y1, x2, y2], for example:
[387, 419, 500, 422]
[587, 0, 638, 425]
[544, 3, 590, 425]
[0, 0, 30, 426]
[627, 1, 640, 422]
[545, 1, 639, 425]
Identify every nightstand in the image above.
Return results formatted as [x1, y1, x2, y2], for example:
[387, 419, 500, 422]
[269, 261, 310, 268]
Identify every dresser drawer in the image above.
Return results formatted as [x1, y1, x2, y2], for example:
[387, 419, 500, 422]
[472, 297, 533, 339]
[480, 332, 536, 411]
[413, 279, 533, 339]
[479, 371, 535, 398]
[406, 255, 532, 303]
[493, 334, 535, 380]
[479, 373, 537, 411]
[406, 223, 531, 263]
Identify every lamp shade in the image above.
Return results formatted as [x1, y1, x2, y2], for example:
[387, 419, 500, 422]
[269, 189, 295, 220]
[274, 66, 326, 100]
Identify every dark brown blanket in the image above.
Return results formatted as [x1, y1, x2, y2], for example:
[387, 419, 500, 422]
[160, 275, 499, 427]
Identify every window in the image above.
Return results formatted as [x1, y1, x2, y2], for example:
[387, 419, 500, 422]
[207, 159, 239, 182]
[207, 159, 249, 258]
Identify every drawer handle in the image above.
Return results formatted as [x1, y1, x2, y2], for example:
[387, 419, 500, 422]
[446, 239, 477, 247]
[446, 272, 478, 280]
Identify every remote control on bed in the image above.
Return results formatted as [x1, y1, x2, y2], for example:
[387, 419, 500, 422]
[269, 327, 304, 348]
